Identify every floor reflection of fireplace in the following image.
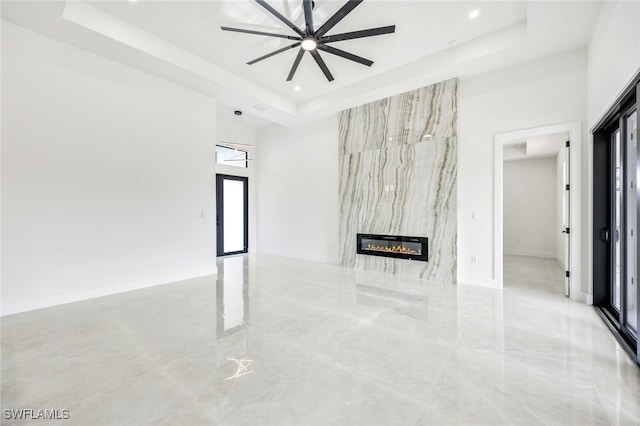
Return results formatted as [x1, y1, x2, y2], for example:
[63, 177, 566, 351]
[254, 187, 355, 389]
[357, 234, 429, 261]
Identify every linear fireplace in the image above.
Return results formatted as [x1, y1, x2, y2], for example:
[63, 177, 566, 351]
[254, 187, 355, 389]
[356, 234, 429, 261]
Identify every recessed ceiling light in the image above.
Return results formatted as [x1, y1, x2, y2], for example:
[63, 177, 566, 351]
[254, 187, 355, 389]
[447, 39, 457, 47]
[294, 86, 301, 91]
[469, 10, 480, 19]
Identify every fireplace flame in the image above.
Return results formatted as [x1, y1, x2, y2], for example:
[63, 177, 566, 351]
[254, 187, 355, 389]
[366, 243, 419, 255]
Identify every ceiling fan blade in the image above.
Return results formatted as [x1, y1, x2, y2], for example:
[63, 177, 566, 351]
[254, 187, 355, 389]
[314, 0, 363, 38]
[255, 0, 305, 37]
[316, 44, 373, 66]
[287, 48, 306, 81]
[320, 25, 395, 43]
[303, 0, 314, 33]
[247, 42, 301, 65]
[221, 26, 300, 40]
[310, 50, 334, 82]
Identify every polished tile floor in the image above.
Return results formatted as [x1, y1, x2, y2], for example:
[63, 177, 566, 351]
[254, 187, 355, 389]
[2, 254, 640, 425]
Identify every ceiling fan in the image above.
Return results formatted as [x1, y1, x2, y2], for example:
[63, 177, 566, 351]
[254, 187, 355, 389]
[221, 0, 396, 82]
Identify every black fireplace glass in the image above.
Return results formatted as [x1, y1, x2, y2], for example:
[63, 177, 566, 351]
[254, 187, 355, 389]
[356, 234, 429, 261]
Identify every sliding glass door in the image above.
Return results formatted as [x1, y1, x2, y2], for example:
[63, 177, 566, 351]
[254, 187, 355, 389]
[593, 74, 639, 364]
[608, 114, 637, 340]
[626, 111, 638, 335]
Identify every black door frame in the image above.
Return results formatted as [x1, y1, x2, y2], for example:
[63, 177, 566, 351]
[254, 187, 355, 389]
[592, 71, 640, 365]
[216, 174, 249, 256]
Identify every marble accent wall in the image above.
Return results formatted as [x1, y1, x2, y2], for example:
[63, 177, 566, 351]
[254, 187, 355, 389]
[338, 79, 458, 283]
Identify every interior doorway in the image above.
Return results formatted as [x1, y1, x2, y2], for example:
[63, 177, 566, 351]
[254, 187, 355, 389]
[494, 122, 583, 301]
[502, 134, 568, 295]
[216, 174, 249, 256]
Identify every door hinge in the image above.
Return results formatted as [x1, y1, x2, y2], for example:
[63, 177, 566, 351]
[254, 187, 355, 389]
[565, 271, 570, 278]
[566, 140, 570, 147]
[565, 184, 570, 190]
[565, 227, 570, 234]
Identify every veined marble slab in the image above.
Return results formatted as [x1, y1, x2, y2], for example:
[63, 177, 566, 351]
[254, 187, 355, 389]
[338, 79, 458, 283]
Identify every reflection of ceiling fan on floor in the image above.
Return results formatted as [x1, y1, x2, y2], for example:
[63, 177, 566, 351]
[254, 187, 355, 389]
[221, 0, 396, 82]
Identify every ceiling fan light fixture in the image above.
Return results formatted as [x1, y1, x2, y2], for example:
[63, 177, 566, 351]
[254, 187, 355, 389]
[221, 0, 396, 81]
[301, 37, 317, 51]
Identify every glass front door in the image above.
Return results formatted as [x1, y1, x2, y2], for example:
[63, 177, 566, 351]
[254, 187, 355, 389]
[216, 174, 248, 256]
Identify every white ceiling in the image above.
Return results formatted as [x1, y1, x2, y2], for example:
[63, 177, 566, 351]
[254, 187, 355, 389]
[504, 132, 567, 161]
[1, 0, 602, 128]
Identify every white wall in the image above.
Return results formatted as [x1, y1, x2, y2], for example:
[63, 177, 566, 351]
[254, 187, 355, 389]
[587, 1, 640, 128]
[503, 157, 557, 258]
[256, 117, 339, 263]
[255, 49, 588, 285]
[585, 1, 640, 299]
[1, 22, 217, 315]
[556, 148, 567, 267]
[215, 117, 257, 254]
[458, 48, 587, 288]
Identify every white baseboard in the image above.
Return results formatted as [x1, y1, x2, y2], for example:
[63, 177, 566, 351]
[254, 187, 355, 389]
[570, 291, 587, 303]
[0, 267, 217, 317]
[585, 293, 594, 305]
[457, 275, 501, 289]
[504, 249, 556, 258]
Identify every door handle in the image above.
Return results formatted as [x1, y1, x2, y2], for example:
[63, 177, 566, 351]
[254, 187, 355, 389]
[601, 228, 610, 242]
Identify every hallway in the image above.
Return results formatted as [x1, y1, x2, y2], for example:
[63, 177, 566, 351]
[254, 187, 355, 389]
[504, 254, 566, 294]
